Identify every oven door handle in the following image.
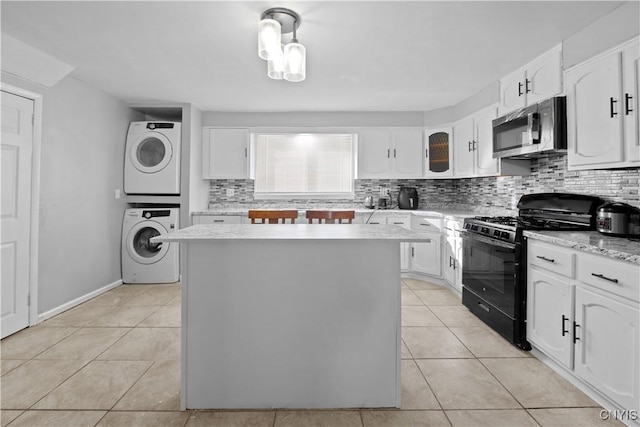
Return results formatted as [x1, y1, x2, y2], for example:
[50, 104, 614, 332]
[460, 230, 517, 250]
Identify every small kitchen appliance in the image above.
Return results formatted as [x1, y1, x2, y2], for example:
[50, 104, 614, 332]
[596, 202, 640, 237]
[398, 187, 419, 210]
[461, 193, 604, 350]
[364, 196, 375, 209]
[492, 96, 566, 159]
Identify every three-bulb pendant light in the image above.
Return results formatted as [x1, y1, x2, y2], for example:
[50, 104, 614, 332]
[258, 8, 305, 82]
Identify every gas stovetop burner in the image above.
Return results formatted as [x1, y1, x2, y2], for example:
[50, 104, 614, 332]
[471, 216, 520, 227]
[463, 216, 519, 244]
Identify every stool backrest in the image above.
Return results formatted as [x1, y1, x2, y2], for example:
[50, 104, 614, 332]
[306, 210, 355, 224]
[248, 209, 298, 224]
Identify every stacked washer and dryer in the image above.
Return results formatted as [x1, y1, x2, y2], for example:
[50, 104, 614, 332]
[122, 122, 181, 284]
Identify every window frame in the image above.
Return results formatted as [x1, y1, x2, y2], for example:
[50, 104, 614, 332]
[250, 129, 358, 200]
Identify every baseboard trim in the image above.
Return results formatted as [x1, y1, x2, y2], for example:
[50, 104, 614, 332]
[37, 279, 123, 323]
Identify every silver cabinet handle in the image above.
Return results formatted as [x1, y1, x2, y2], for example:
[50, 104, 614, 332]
[213, 219, 224, 223]
[536, 255, 555, 263]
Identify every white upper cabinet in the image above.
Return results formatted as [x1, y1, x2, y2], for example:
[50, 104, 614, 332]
[202, 128, 249, 179]
[358, 128, 423, 179]
[424, 126, 454, 178]
[453, 106, 500, 177]
[453, 116, 475, 177]
[499, 45, 562, 115]
[622, 39, 640, 163]
[474, 107, 501, 176]
[566, 37, 639, 170]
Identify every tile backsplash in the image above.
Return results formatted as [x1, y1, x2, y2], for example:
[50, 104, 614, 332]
[208, 153, 639, 212]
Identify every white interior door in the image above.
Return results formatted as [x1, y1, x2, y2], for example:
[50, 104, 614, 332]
[1, 90, 34, 338]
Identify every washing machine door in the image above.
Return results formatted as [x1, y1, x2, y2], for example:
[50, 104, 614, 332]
[126, 221, 169, 265]
[129, 132, 173, 174]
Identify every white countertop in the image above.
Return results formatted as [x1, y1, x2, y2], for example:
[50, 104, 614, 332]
[192, 208, 480, 221]
[523, 230, 640, 265]
[153, 224, 434, 242]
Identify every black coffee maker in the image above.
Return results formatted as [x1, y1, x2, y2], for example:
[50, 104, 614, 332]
[398, 187, 419, 210]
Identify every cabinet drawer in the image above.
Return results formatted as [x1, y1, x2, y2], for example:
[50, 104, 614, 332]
[576, 253, 640, 302]
[196, 215, 243, 225]
[386, 215, 411, 229]
[411, 215, 442, 232]
[527, 240, 574, 278]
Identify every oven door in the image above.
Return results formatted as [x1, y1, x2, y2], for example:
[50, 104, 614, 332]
[461, 231, 518, 316]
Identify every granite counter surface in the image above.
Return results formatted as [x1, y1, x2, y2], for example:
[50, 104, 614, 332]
[153, 224, 433, 242]
[523, 230, 640, 265]
[192, 207, 478, 222]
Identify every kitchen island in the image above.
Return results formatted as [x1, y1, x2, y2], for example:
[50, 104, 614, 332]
[153, 224, 431, 410]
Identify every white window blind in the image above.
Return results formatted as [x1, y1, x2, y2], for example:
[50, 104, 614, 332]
[254, 133, 355, 198]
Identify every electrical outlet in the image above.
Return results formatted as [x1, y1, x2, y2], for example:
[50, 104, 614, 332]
[114, 189, 121, 199]
[379, 187, 387, 197]
[226, 188, 235, 197]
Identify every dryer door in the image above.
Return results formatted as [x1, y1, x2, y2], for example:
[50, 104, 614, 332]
[129, 131, 173, 174]
[126, 221, 169, 265]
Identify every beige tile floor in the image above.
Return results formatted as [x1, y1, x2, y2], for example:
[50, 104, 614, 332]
[0, 279, 620, 427]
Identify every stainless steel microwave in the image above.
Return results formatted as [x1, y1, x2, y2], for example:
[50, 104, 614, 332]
[492, 96, 566, 159]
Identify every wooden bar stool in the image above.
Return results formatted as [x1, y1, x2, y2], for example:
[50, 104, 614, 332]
[248, 209, 298, 224]
[306, 210, 355, 224]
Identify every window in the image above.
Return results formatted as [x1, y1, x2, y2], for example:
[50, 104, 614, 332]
[253, 133, 355, 199]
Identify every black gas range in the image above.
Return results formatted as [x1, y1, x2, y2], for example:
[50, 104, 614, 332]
[460, 193, 604, 350]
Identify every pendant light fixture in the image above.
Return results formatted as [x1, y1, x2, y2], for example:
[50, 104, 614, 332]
[258, 8, 305, 82]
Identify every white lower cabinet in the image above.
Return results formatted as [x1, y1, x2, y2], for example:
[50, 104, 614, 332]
[366, 215, 411, 271]
[574, 286, 640, 411]
[409, 215, 442, 278]
[410, 234, 442, 277]
[442, 220, 463, 293]
[527, 238, 640, 413]
[527, 267, 575, 369]
[386, 215, 411, 271]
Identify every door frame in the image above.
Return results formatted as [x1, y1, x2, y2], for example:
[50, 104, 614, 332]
[1, 83, 43, 327]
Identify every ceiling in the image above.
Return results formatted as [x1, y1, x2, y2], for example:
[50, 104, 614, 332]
[0, 1, 625, 113]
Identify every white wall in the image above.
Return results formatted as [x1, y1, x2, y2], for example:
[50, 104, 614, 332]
[187, 105, 208, 214]
[1, 72, 142, 314]
[202, 111, 425, 128]
[425, 1, 639, 126]
[563, 1, 639, 69]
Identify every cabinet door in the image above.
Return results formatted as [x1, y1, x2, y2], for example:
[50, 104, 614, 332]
[623, 39, 640, 163]
[453, 234, 463, 292]
[574, 287, 640, 411]
[411, 234, 442, 277]
[387, 215, 411, 270]
[566, 52, 625, 169]
[526, 267, 574, 369]
[358, 129, 391, 179]
[390, 128, 424, 178]
[453, 118, 475, 177]
[499, 71, 527, 115]
[473, 107, 499, 176]
[203, 128, 249, 179]
[525, 46, 562, 105]
[424, 127, 453, 178]
[443, 232, 456, 286]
